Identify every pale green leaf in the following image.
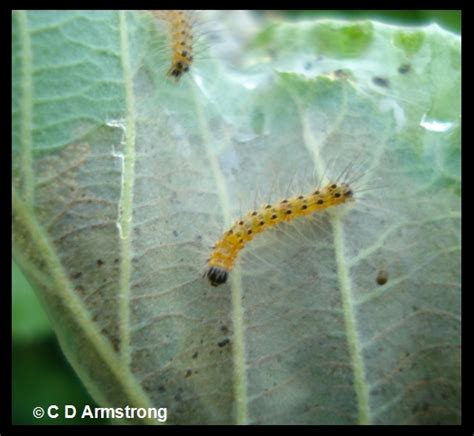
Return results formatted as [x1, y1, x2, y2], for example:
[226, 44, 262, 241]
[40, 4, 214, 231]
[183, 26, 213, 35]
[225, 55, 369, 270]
[12, 11, 460, 424]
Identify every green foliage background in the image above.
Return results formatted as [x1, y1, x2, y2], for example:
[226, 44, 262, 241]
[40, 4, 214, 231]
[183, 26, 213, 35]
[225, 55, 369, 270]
[12, 10, 460, 425]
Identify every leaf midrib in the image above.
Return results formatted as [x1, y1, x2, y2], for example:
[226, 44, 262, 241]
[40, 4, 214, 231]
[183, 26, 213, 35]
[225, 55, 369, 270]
[293, 82, 371, 424]
[117, 9, 136, 368]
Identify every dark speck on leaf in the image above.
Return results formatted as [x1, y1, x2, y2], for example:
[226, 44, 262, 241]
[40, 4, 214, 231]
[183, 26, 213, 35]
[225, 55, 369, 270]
[376, 270, 389, 286]
[398, 63, 411, 74]
[334, 69, 351, 80]
[218, 338, 230, 348]
[96, 259, 104, 267]
[372, 76, 390, 87]
[192, 351, 198, 359]
[111, 338, 119, 352]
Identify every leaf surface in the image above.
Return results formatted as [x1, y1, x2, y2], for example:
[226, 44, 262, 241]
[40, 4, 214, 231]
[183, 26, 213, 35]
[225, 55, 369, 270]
[12, 11, 460, 424]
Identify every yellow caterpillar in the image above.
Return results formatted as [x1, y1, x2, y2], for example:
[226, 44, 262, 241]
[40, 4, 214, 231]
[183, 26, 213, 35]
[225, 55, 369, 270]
[150, 10, 194, 80]
[205, 181, 354, 286]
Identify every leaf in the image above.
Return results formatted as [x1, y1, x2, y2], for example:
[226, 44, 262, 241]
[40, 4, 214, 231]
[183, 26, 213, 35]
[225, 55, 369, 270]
[12, 260, 52, 343]
[12, 11, 460, 424]
[13, 339, 109, 425]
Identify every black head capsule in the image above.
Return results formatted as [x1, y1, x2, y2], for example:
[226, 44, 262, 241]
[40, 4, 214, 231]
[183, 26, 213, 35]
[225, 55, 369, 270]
[168, 66, 182, 79]
[205, 266, 229, 287]
[167, 60, 188, 80]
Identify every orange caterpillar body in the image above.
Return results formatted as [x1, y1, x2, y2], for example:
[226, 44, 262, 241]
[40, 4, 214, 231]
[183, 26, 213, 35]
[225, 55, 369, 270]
[205, 182, 354, 286]
[151, 10, 194, 80]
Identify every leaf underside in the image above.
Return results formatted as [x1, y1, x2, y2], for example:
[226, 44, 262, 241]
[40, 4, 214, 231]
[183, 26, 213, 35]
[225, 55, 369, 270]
[12, 11, 460, 424]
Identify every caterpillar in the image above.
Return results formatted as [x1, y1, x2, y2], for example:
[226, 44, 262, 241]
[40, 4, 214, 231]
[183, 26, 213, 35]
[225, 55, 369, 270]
[150, 10, 194, 80]
[204, 181, 354, 286]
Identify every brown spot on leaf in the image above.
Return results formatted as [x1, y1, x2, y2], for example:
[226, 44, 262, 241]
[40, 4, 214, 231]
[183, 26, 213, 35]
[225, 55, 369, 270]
[218, 338, 230, 348]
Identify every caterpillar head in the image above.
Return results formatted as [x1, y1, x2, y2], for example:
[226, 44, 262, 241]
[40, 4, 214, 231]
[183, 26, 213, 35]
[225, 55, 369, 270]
[167, 61, 191, 80]
[340, 182, 354, 198]
[325, 182, 353, 197]
[204, 266, 229, 287]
